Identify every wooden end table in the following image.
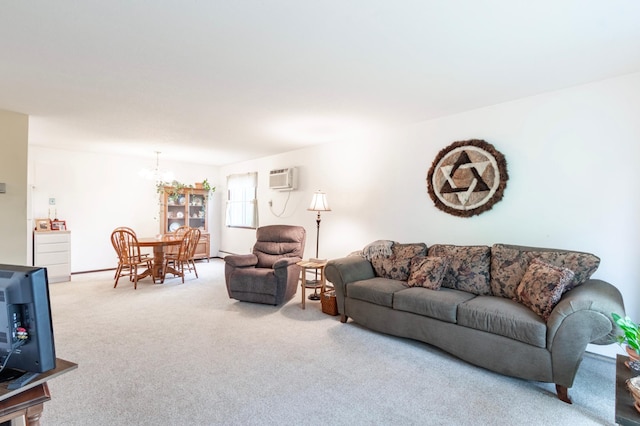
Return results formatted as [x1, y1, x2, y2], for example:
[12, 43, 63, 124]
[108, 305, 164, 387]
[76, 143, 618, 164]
[616, 354, 640, 426]
[297, 260, 327, 309]
[0, 358, 77, 426]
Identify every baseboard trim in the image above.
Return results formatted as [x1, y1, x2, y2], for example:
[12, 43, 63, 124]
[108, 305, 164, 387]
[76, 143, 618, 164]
[71, 256, 223, 275]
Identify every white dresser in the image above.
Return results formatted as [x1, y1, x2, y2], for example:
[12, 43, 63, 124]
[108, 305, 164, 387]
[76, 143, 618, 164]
[33, 230, 71, 283]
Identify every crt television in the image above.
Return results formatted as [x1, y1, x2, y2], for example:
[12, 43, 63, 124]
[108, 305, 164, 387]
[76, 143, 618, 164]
[0, 264, 56, 375]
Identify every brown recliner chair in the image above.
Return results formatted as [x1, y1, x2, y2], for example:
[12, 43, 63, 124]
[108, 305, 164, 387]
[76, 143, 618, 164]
[224, 225, 306, 305]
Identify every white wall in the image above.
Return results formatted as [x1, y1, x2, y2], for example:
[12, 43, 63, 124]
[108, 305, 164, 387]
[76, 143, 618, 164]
[220, 72, 640, 358]
[0, 109, 29, 265]
[28, 147, 221, 272]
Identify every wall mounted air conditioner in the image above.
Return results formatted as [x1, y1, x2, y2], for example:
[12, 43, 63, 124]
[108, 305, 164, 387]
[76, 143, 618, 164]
[269, 167, 297, 191]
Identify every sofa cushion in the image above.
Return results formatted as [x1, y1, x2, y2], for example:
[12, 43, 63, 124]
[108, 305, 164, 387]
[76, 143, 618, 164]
[490, 244, 600, 299]
[457, 296, 547, 348]
[371, 242, 427, 281]
[514, 258, 575, 322]
[393, 287, 476, 323]
[347, 277, 407, 308]
[427, 245, 491, 295]
[407, 256, 448, 289]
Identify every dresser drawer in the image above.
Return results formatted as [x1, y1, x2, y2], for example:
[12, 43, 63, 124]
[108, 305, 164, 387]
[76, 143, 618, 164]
[35, 232, 70, 244]
[37, 251, 69, 265]
[36, 242, 70, 254]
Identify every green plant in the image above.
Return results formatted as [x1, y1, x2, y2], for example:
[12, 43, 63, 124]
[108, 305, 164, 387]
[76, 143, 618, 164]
[612, 313, 640, 353]
[202, 178, 215, 193]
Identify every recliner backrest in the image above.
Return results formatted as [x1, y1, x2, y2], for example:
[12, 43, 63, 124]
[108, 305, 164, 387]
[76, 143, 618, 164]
[252, 225, 306, 268]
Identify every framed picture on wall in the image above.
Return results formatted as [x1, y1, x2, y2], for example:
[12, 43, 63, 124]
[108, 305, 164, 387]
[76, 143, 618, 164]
[51, 220, 66, 231]
[35, 219, 51, 231]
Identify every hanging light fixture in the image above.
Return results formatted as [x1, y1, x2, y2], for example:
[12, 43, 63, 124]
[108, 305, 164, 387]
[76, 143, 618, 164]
[139, 151, 175, 184]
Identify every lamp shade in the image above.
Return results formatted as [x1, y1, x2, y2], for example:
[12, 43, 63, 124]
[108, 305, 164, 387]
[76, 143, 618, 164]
[307, 191, 331, 212]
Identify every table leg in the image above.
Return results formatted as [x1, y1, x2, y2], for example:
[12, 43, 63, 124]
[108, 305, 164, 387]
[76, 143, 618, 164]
[151, 246, 165, 280]
[25, 402, 44, 425]
[300, 269, 306, 309]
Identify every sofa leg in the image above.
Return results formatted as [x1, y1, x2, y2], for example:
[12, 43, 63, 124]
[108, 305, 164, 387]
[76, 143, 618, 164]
[340, 314, 348, 323]
[555, 384, 572, 404]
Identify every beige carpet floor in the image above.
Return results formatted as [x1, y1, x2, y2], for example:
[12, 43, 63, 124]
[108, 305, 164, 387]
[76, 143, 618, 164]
[41, 259, 617, 425]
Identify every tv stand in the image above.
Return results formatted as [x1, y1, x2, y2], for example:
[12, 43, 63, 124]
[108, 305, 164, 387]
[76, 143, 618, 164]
[0, 358, 77, 425]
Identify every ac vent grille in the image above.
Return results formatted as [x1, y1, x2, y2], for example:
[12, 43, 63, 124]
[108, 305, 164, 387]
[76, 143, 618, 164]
[268, 167, 297, 191]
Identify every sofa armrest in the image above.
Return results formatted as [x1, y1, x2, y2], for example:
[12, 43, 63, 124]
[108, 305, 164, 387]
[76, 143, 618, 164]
[224, 254, 258, 268]
[326, 256, 375, 287]
[547, 279, 624, 347]
[326, 256, 375, 318]
[546, 278, 625, 387]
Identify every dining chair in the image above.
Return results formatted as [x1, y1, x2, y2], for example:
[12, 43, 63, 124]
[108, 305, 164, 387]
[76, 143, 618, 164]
[113, 227, 135, 279]
[112, 227, 150, 279]
[167, 225, 190, 255]
[111, 228, 155, 289]
[185, 228, 202, 276]
[163, 228, 201, 283]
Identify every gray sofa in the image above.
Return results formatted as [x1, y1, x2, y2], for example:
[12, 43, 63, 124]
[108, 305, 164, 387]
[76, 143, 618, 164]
[325, 242, 625, 403]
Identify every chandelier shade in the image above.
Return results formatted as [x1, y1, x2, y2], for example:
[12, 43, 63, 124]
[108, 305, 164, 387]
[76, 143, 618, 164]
[139, 151, 174, 183]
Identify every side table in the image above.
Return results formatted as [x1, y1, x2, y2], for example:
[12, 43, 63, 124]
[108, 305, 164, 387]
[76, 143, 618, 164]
[0, 358, 77, 425]
[297, 260, 327, 309]
[616, 354, 640, 426]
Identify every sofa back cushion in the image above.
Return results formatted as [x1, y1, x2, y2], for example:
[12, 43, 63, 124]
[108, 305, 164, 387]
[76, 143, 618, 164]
[490, 243, 600, 299]
[427, 245, 492, 295]
[407, 256, 449, 289]
[371, 242, 427, 281]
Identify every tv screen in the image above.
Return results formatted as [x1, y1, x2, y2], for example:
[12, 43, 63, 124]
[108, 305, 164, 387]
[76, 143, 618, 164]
[0, 264, 56, 374]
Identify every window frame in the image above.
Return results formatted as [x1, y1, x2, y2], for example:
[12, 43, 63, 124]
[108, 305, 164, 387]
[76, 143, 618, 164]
[225, 172, 258, 229]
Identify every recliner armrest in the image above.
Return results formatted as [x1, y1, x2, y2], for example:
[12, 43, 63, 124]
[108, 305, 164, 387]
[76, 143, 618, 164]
[224, 254, 258, 268]
[273, 257, 301, 269]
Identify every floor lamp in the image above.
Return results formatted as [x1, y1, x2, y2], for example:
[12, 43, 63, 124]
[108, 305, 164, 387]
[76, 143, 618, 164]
[307, 190, 331, 299]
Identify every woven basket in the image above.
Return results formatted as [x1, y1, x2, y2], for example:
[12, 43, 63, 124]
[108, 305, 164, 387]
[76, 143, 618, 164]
[627, 376, 640, 413]
[321, 290, 338, 316]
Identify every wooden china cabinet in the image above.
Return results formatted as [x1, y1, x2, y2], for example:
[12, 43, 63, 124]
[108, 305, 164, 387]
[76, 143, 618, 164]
[159, 186, 210, 261]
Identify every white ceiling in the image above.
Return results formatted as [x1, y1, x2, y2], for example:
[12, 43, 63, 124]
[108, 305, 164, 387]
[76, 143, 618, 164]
[2, 1, 640, 166]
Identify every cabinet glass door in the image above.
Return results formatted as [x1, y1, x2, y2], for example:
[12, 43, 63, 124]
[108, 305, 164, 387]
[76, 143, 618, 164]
[188, 193, 207, 231]
[166, 196, 186, 233]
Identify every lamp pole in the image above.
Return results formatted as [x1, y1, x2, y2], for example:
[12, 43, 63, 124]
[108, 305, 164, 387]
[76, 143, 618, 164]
[307, 190, 331, 300]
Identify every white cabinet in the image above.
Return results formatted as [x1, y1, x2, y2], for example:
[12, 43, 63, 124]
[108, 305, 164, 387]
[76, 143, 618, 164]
[33, 231, 71, 283]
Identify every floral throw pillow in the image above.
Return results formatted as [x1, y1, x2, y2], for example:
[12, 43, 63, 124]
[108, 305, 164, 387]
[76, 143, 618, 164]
[514, 258, 575, 322]
[371, 243, 427, 281]
[490, 244, 600, 299]
[407, 256, 448, 289]
[427, 245, 491, 295]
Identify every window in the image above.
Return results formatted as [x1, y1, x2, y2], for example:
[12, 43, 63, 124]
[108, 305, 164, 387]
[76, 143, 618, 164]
[225, 172, 258, 229]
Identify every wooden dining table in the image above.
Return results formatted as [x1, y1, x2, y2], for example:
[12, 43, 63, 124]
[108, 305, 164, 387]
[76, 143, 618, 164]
[136, 235, 183, 282]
